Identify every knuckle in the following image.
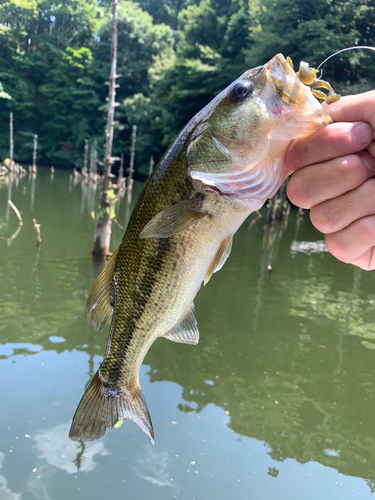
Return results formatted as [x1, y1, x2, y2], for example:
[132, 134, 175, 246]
[357, 178, 375, 217]
[340, 154, 367, 189]
[287, 172, 313, 209]
[310, 203, 337, 234]
[331, 127, 353, 156]
[359, 215, 375, 241]
[323, 123, 357, 157]
[286, 141, 310, 170]
[325, 234, 350, 263]
[362, 178, 375, 201]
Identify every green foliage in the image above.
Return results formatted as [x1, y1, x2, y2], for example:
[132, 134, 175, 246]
[0, 82, 11, 100]
[0, 0, 102, 164]
[0, 0, 374, 169]
[92, 188, 118, 220]
[136, 0, 185, 28]
[245, 0, 375, 91]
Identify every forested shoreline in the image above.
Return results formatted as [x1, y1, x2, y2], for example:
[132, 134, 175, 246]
[0, 0, 374, 173]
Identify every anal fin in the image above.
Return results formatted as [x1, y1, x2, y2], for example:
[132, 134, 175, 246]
[86, 247, 119, 330]
[140, 199, 207, 239]
[204, 236, 233, 285]
[163, 304, 199, 345]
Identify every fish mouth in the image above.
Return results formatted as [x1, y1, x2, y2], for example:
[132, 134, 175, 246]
[261, 53, 332, 132]
[264, 53, 310, 106]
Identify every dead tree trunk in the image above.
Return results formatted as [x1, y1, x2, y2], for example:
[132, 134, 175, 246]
[83, 139, 88, 176]
[126, 124, 137, 200]
[90, 140, 98, 180]
[9, 112, 13, 162]
[118, 152, 124, 183]
[93, 140, 97, 175]
[92, 0, 119, 260]
[32, 134, 38, 173]
[117, 152, 126, 194]
[33, 218, 42, 247]
[148, 155, 154, 177]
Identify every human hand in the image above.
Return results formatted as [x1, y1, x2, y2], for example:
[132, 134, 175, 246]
[286, 90, 375, 270]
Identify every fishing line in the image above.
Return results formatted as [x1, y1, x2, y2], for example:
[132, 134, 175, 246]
[317, 45, 375, 80]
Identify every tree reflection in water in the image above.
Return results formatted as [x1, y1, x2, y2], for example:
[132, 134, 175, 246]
[1, 172, 375, 492]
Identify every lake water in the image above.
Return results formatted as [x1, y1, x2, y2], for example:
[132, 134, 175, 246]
[1, 168, 375, 499]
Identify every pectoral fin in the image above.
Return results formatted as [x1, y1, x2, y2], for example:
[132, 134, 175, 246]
[163, 305, 199, 345]
[140, 199, 207, 239]
[90, 294, 112, 331]
[86, 247, 119, 330]
[204, 236, 233, 285]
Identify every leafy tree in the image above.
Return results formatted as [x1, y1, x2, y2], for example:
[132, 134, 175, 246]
[245, 0, 375, 93]
[0, 0, 373, 168]
[0, 82, 11, 100]
[0, 0, 101, 163]
[146, 0, 260, 151]
[136, 0, 187, 29]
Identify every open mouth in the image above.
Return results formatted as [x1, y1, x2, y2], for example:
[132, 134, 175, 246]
[265, 54, 310, 106]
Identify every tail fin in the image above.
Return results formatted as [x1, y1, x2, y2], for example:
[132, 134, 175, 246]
[69, 371, 154, 443]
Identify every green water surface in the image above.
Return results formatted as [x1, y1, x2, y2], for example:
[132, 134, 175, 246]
[1, 168, 375, 499]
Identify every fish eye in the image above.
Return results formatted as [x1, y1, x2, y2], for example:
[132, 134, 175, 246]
[229, 81, 254, 102]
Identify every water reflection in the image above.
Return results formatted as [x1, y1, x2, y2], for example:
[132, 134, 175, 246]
[23, 423, 110, 499]
[133, 446, 176, 488]
[252, 220, 289, 338]
[1, 170, 375, 495]
[290, 239, 328, 255]
[32, 423, 109, 473]
[334, 267, 362, 377]
[30, 172, 36, 211]
[6, 174, 11, 224]
[0, 453, 21, 500]
[26, 465, 56, 500]
[145, 217, 375, 482]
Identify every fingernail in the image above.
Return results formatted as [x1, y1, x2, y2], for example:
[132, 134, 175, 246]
[353, 123, 373, 146]
[360, 151, 375, 172]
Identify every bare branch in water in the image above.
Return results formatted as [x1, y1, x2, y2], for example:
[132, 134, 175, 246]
[7, 200, 23, 225]
[0, 200, 24, 246]
[113, 218, 124, 230]
[32, 218, 42, 247]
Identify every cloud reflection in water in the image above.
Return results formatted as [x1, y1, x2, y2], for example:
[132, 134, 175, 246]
[0, 453, 21, 500]
[32, 422, 109, 473]
[133, 446, 176, 488]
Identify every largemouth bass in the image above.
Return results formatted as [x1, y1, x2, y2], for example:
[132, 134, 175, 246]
[69, 54, 336, 443]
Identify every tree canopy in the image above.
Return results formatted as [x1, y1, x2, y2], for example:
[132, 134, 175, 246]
[0, 0, 374, 172]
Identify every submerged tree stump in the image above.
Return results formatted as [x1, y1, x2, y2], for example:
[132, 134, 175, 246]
[93, 213, 112, 257]
[32, 218, 42, 247]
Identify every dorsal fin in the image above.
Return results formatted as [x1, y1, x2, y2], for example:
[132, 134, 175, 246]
[162, 305, 199, 345]
[85, 247, 119, 330]
[204, 236, 233, 285]
[140, 199, 207, 239]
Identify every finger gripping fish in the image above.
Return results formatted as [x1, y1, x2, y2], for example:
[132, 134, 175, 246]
[69, 54, 336, 443]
